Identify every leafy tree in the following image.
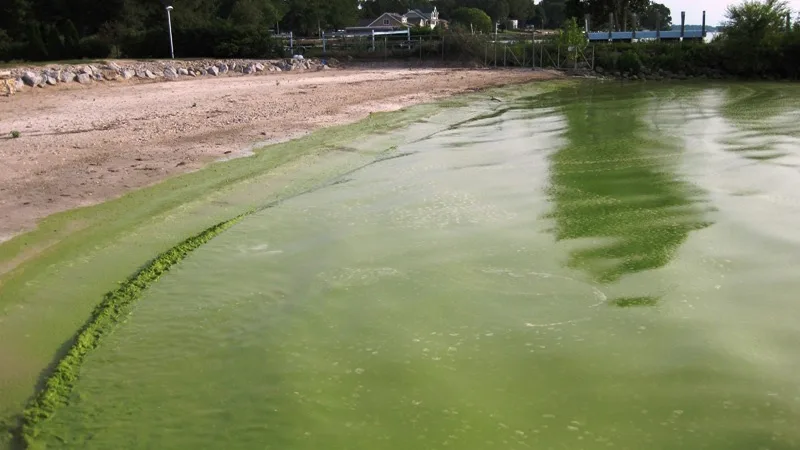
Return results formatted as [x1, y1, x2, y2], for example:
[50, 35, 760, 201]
[639, 1, 671, 30]
[451, 7, 493, 33]
[44, 24, 65, 60]
[27, 23, 48, 59]
[718, 0, 790, 75]
[558, 16, 587, 48]
[541, 0, 566, 28]
[59, 20, 81, 56]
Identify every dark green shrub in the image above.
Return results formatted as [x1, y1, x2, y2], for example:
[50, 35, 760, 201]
[617, 49, 642, 73]
[79, 35, 112, 58]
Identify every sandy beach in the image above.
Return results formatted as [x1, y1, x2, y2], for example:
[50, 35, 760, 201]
[0, 66, 560, 242]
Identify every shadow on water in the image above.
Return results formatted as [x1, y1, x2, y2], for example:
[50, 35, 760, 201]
[541, 83, 713, 300]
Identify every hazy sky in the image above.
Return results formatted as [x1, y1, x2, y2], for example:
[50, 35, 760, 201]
[660, 0, 800, 25]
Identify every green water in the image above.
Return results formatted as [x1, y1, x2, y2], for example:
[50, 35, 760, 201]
[38, 83, 800, 449]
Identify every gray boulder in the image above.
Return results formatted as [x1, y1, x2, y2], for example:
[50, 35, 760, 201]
[164, 67, 179, 80]
[79, 65, 94, 75]
[217, 63, 228, 74]
[254, 63, 264, 72]
[59, 71, 76, 83]
[77, 73, 92, 84]
[121, 69, 136, 80]
[15, 78, 25, 90]
[243, 64, 256, 74]
[177, 68, 189, 76]
[208, 66, 219, 76]
[144, 69, 156, 79]
[46, 76, 58, 85]
[21, 71, 42, 87]
[230, 62, 237, 71]
[198, 68, 208, 76]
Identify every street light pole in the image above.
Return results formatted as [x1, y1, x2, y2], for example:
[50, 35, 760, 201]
[166, 5, 175, 59]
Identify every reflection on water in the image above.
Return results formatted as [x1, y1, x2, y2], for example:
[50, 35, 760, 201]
[718, 84, 800, 163]
[544, 84, 711, 288]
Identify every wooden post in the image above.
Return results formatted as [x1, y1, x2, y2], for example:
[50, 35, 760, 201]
[702, 11, 707, 38]
[680, 11, 686, 42]
[656, 13, 661, 41]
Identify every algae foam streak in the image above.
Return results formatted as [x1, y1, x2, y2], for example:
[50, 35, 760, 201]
[39, 83, 800, 449]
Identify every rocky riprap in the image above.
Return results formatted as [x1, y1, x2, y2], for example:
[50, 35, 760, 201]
[5, 57, 334, 92]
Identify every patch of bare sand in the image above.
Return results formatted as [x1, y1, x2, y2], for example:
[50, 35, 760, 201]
[0, 67, 561, 242]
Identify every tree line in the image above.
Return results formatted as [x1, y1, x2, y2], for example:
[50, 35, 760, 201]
[1, 0, 678, 61]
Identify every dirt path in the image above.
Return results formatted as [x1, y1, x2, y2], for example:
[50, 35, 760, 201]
[0, 67, 560, 242]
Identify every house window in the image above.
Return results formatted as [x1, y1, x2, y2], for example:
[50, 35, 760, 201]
[383, 19, 389, 25]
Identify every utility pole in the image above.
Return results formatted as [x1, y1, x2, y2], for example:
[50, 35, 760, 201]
[165, 5, 175, 59]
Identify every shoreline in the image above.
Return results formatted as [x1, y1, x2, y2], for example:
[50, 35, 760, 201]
[0, 79, 563, 448]
[0, 66, 560, 244]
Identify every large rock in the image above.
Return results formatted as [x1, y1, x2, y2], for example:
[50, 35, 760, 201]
[144, 69, 156, 79]
[254, 63, 264, 72]
[177, 67, 189, 76]
[100, 69, 119, 80]
[243, 64, 256, 74]
[164, 67, 179, 80]
[59, 71, 76, 83]
[21, 71, 42, 87]
[217, 63, 228, 74]
[76, 73, 92, 84]
[207, 66, 219, 76]
[15, 78, 25, 90]
[45, 76, 57, 85]
[229, 62, 237, 72]
[104, 62, 122, 71]
[121, 69, 136, 80]
[79, 65, 94, 76]
[135, 69, 148, 79]
[198, 68, 207, 76]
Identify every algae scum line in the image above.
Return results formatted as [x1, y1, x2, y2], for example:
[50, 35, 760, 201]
[4, 81, 800, 449]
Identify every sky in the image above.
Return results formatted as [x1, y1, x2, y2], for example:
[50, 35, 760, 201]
[660, 0, 800, 26]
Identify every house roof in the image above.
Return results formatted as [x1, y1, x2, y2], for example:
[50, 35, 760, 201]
[367, 12, 407, 28]
[406, 9, 432, 20]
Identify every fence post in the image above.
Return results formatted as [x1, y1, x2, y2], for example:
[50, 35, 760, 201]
[484, 42, 488, 66]
[441, 35, 445, 61]
[384, 36, 387, 60]
[557, 46, 560, 68]
[322, 32, 326, 55]
[503, 44, 507, 67]
[290, 31, 294, 55]
[419, 35, 422, 61]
